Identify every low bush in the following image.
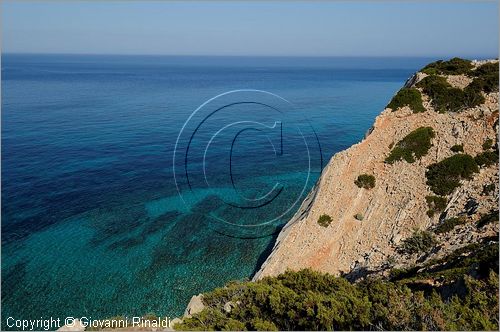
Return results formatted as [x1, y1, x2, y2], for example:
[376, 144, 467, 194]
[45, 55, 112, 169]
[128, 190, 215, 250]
[420, 57, 473, 75]
[175, 243, 499, 331]
[426, 154, 479, 195]
[474, 62, 499, 77]
[251, 318, 278, 331]
[354, 174, 376, 189]
[434, 217, 467, 234]
[471, 62, 499, 93]
[475, 151, 498, 167]
[387, 88, 426, 113]
[482, 138, 494, 150]
[477, 210, 499, 228]
[450, 144, 464, 153]
[354, 213, 364, 221]
[426, 195, 447, 217]
[317, 214, 332, 227]
[417, 60, 497, 113]
[416, 75, 484, 113]
[385, 127, 435, 164]
[399, 230, 437, 255]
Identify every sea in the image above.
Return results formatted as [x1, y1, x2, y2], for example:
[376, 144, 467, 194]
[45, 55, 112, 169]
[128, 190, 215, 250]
[1, 54, 435, 326]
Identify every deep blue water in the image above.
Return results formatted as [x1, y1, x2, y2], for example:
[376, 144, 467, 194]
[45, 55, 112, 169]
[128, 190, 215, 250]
[1, 54, 433, 325]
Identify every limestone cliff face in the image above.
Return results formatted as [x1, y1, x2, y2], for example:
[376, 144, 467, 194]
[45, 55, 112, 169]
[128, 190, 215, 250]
[254, 61, 499, 280]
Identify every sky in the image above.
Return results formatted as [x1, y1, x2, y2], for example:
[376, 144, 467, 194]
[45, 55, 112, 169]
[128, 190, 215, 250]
[1, 1, 499, 57]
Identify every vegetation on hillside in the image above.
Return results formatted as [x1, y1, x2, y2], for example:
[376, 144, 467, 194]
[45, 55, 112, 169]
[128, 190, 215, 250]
[471, 62, 499, 93]
[317, 214, 332, 227]
[482, 138, 494, 150]
[354, 213, 364, 221]
[426, 154, 479, 195]
[399, 229, 437, 255]
[354, 174, 376, 189]
[420, 57, 473, 75]
[433, 217, 467, 234]
[385, 127, 435, 164]
[450, 144, 463, 153]
[416, 75, 484, 113]
[387, 88, 425, 113]
[175, 240, 499, 331]
[416, 58, 498, 113]
[475, 151, 498, 168]
[477, 210, 499, 229]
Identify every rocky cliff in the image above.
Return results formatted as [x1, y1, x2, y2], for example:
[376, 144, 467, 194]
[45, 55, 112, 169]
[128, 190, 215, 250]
[254, 59, 499, 281]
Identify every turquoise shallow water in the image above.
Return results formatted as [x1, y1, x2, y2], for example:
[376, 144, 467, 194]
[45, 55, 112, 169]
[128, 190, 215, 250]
[1, 54, 433, 326]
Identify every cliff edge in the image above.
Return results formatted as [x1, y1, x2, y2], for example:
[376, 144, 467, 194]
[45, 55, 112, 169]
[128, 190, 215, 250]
[254, 59, 499, 280]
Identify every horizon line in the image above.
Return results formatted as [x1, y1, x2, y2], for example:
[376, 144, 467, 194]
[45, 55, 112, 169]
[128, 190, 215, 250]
[3, 52, 498, 59]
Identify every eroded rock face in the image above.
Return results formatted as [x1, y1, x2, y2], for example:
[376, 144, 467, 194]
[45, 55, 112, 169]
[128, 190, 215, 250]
[254, 63, 499, 280]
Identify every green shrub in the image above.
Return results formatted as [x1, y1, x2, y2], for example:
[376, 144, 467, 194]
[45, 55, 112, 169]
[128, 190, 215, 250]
[477, 210, 499, 228]
[421, 57, 473, 75]
[450, 144, 464, 153]
[354, 213, 364, 221]
[354, 174, 376, 189]
[434, 217, 467, 234]
[175, 244, 500, 331]
[385, 127, 435, 164]
[317, 214, 332, 227]
[416, 75, 484, 113]
[469, 75, 499, 94]
[482, 138, 494, 150]
[426, 195, 447, 217]
[426, 154, 479, 195]
[416, 60, 497, 113]
[251, 318, 278, 331]
[400, 230, 437, 255]
[474, 62, 499, 77]
[387, 88, 426, 113]
[471, 62, 499, 93]
[475, 151, 498, 167]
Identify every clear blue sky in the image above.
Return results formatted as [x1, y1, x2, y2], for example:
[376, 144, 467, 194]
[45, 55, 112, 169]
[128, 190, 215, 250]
[2, 1, 498, 57]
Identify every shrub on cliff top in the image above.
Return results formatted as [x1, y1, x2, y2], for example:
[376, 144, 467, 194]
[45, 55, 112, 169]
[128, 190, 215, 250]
[426, 154, 479, 196]
[354, 174, 375, 189]
[387, 88, 426, 113]
[420, 57, 473, 75]
[317, 214, 333, 227]
[416, 75, 484, 113]
[385, 127, 435, 164]
[471, 62, 499, 93]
